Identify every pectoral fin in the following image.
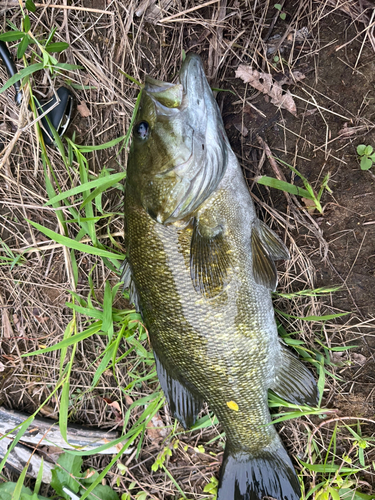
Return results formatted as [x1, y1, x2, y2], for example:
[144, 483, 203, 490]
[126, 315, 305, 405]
[154, 351, 203, 429]
[190, 218, 231, 298]
[270, 347, 319, 406]
[252, 221, 289, 291]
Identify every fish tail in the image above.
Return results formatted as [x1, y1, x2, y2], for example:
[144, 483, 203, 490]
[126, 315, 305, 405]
[217, 442, 301, 500]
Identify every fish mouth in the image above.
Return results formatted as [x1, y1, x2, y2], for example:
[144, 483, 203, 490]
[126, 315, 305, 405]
[179, 53, 208, 100]
[143, 53, 208, 113]
[144, 76, 184, 114]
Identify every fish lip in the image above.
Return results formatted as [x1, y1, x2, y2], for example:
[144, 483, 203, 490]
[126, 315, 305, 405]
[179, 53, 207, 98]
[144, 75, 184, 112]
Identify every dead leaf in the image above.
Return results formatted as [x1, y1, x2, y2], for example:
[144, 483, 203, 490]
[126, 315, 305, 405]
[288, 27, 309, 42]
[301, 197, 317, 214]
[77, 101, 91, 118]
[12, 313, 25, 335]
[39, 405, 59, 419]
[2, 311, 13, 338]
[235, 66, 305, 116]
[352, 353, 366, 365]
[146, 413, 168, 442]
[136, 0, 173, 22]
[125, 395, 133, 406]
[331, 351, 345, 364]
[83, 468, 97, 480]
[103, 398, 122, 422]
[108, 400, 122, 415]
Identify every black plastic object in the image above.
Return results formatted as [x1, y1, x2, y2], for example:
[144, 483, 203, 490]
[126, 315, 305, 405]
[0, 39, 74, 145]
[0, 41, 22, 105]
[36, 87, 74, 145]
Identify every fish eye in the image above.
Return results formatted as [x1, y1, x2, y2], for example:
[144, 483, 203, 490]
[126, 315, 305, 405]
[135, 121, 150, 140]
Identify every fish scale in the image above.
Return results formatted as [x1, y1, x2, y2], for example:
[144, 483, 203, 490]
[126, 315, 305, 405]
[124, 53, 318, 500]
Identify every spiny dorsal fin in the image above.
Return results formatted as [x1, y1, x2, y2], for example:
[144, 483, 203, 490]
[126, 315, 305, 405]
[270, 347, 319, 407]
[190, 218, 231, 298]
[251, 221, 289, 291]
[154, 350, 203, 430]
[120, 259, 141, 312]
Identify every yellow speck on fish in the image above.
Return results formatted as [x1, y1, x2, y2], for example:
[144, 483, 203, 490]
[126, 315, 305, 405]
[226, 400, 239, 411]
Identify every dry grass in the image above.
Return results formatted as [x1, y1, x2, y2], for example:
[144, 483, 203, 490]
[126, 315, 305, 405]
[1, 0, 375, 498]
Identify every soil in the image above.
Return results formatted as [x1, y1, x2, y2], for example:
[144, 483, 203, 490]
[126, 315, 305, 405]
[1, 0, 375, 498]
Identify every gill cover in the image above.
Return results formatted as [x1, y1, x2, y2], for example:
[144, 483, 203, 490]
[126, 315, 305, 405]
[127, 53, 229, 224]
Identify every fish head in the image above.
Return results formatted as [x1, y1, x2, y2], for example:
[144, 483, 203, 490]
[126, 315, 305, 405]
[127, 53, 228, 224]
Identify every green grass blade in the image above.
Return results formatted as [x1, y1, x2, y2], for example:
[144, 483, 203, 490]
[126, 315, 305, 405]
[0, 416, 34, 474]
[102, 281, 114, 340]
[118, 69, 142, 86]
[275, 310, 350, 321]
[92, 343, 116, 387]
[73, 135, 126, 153]
[66, 301, 104, 320]
[21, 322, 103, 356]
[26, 219, 124, 260]
[44, 172, 126, 206]
[0, 62, 44, 94]
[34, 457, 44, 494]
[299, 460, 365, 474]
[274, 286, 341, 298]
[59, 376, 70, 442]
[11, 461, 29, 500]
[79, 173, 126, 210]
[123, 89, 143, 149]
[59, 319, 74, 376]
[256, 176, 312, 198]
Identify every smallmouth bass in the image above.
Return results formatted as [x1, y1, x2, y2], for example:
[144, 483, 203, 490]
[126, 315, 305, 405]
[123, 53, 318, 500]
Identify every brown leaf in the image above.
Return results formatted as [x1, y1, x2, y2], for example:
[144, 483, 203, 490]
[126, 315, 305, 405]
[108, 400, 122, 415]
[331, 351, 345, 365]
[136, 0, 173, 22]
[2, 311, 13, 338]
[39, 405, 59, 419]
[146, 413, 168, 442]
[352, 353, 366, 365]
[301, 197, 317, 214]
[12, 313, 25, 335]
[77, 101, 91, 118]
[125, 395, 133, 406]
[235, 66, 304, 116]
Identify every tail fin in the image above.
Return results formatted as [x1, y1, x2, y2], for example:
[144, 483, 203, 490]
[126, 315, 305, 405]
[217, 444, 301, 500]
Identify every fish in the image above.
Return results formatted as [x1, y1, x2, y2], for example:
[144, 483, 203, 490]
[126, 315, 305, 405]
[123, 52, 318, 500]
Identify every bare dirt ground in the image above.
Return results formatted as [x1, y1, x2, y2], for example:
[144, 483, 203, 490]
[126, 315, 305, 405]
[1, 0, 375, 499]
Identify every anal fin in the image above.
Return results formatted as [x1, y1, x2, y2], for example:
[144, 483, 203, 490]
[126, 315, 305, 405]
[271, 347, 319, 406]
[154, 350, 203, 429]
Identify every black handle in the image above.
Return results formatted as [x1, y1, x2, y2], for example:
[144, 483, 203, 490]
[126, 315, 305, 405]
[0, 40, 22, 105]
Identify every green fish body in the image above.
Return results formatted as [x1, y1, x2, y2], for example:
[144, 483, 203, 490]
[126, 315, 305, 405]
[124, 53, 318, 500]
